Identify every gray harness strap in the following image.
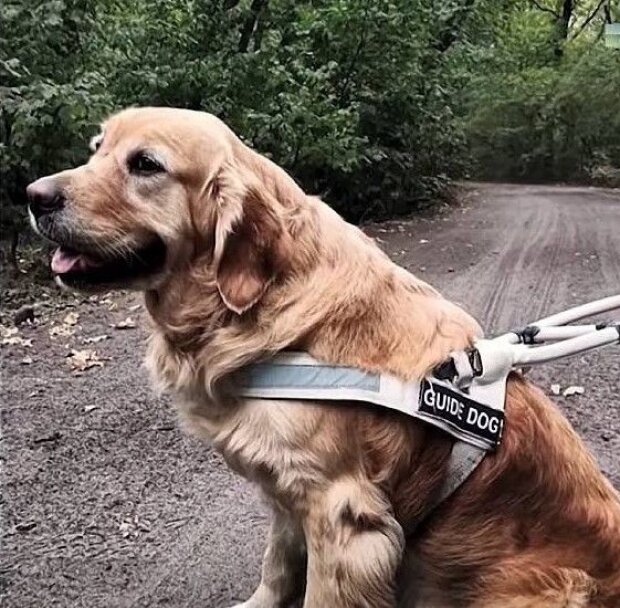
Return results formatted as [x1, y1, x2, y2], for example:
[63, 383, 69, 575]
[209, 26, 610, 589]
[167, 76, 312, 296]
[402, 441, 485, 536]
[441, 442, 486, 504]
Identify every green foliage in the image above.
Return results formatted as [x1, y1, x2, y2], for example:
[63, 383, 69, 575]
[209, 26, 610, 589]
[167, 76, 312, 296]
[1, 1, 113, 242]
[459, 0, 620, 182]
[1, 0, 618, 251]
[1, 0, 476, 234]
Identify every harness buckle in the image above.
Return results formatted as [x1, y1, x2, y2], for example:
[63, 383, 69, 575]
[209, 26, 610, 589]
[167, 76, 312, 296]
[432, 348, 482, 388]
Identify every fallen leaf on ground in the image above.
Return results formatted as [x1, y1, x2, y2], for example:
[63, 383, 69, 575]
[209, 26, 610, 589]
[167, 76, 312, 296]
[83, 334, 109, 344]
[118, 516, 149, 537]
[2, 336, 21, 346]
[563, 385, 584, 397]
[550, 384, 561, 396]
[1, 326, 18, 338]
[118, 521, 133, 538]
[114, 317, 136, 330]
[84, 405, 99, 413]
[1, 327, 33, 347]
[67, 349, 105, 372]
[63, 311, 80, 326]
[127, 304, 141, 312]
[49, 324, 75, 338]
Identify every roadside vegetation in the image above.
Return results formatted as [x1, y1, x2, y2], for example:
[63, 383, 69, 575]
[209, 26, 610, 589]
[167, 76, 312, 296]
[1, 0, 619, 269]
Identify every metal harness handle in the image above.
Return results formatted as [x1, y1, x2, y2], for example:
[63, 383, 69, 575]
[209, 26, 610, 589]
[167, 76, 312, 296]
[435, 295, 620, 384]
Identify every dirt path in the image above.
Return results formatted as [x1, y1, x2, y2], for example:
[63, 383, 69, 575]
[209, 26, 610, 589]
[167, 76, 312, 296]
[2, 183, 619, 608]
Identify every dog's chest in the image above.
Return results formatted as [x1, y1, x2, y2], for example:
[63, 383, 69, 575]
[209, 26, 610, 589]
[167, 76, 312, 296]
[145, 331, 329, 504]
[181, 394, 327, 505]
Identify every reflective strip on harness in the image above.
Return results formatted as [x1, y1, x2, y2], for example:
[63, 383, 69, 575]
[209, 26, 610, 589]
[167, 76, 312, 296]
[236, 350, 509, 452]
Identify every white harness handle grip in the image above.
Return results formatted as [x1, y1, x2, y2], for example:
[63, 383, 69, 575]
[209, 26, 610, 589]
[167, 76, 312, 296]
[534, 294, 620, 327]
[510, 325, 619, 367]
[482, 295, 620, 372]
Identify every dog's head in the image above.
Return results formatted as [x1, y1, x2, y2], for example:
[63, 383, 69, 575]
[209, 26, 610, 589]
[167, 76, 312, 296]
[27, 107, 295, 314]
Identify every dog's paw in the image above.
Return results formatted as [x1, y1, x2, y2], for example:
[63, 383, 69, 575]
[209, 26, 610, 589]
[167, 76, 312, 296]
[227, 597, 275, 608]
[228, 596, 301, 608]
[228, 584, 297, 608]
[227, 598, 265, 608]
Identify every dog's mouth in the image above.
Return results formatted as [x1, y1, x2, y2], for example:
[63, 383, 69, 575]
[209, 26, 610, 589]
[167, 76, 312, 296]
[50, 237, 167, 288]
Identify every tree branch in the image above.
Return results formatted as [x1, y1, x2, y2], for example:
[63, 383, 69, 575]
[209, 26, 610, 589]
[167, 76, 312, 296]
[238, 0, 268, 53]
[338, 0, 371, 104]
[530, 0, 560, 17]
[571, 0, 607, 39]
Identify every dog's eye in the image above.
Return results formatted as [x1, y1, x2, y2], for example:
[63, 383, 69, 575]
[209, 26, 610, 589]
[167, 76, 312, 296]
[127, 152, 164, 175]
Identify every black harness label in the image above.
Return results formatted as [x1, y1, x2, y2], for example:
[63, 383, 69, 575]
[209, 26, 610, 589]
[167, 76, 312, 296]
[418, 379, 504, 449]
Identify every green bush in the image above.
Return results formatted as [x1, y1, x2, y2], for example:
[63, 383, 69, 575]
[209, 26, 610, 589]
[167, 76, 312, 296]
[1, 0, 476, 248]
[459, 2, 620, 182]
[1, 0, 618, 263]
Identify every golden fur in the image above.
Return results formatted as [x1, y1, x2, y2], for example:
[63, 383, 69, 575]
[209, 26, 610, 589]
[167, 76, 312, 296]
[32, 108, 620, 607]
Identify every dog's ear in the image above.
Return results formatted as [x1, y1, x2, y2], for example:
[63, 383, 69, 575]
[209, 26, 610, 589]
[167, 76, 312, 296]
[213, 183, 291, 314]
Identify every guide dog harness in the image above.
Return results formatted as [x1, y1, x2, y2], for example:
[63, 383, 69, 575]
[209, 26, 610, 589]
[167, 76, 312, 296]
[236, 295, 620, 524]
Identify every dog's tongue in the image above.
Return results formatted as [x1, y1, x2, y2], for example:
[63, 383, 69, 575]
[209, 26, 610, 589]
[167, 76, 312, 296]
[51, 248, 102, 274]
[51, 248, 82, 274]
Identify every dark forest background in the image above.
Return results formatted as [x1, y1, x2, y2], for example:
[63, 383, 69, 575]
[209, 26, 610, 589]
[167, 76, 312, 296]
[1, 0, 619, 266]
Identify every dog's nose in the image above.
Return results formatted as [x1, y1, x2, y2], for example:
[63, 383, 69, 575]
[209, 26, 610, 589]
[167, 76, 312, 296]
[26, 178, 65, 216]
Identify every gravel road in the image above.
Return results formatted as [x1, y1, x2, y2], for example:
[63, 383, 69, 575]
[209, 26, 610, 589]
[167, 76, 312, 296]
[2, 183, 619, 608]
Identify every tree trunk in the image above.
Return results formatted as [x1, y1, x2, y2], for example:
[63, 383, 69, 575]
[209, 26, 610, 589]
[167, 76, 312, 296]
[554, 0, 573, 55]
[238, 0, 268, 53]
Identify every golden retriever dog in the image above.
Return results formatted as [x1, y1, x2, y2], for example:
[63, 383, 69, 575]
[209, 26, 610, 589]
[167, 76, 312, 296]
[28, 107, 620, 608]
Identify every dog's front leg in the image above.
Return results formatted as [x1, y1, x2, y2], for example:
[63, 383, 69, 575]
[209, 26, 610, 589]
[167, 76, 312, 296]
[302, 479, 404, 608]
[231, 506, 307, 608]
